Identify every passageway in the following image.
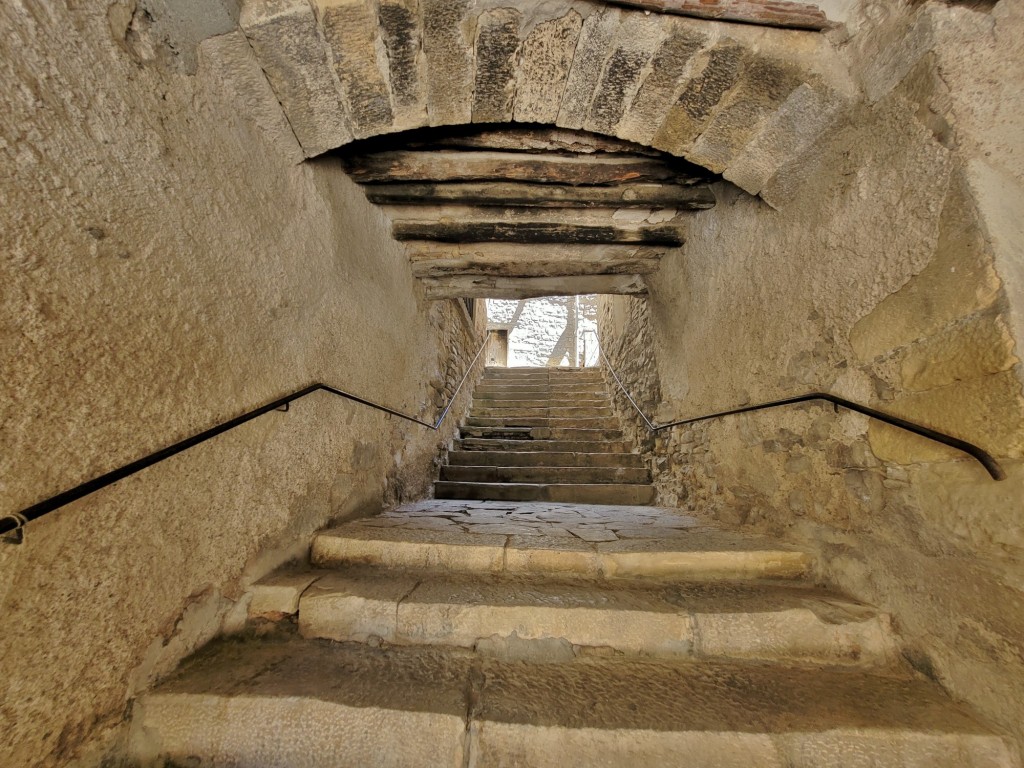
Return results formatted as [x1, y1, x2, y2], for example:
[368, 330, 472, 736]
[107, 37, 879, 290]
[4, 0, 1024, 765]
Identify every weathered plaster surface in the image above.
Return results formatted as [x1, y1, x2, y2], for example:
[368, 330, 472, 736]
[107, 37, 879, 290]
[600, 0, 1024, 752]
[0, 4, 480, 765]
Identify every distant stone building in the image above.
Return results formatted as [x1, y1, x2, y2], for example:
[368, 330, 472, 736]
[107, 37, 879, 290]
[486, 296, 599, 367]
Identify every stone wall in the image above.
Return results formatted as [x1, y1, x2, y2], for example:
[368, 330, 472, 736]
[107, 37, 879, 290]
[0, 5, 481, 765]
[487, 296, 598, 367]
[600, 0, 1024, 752]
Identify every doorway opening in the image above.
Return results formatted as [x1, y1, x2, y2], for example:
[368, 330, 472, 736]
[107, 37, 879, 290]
[485, 296, 600, 368]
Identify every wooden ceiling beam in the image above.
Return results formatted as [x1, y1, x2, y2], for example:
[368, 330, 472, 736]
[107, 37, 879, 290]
[343, 150, 698, 186]
[364, 181, 715, 209]
[603, 0, 830, 31]
[421, 274, 648, 300]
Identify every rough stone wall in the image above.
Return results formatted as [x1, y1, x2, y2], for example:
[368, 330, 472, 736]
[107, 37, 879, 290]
[600, 0, 1024, 752]
[0, 4, 481, 766]
[487, 296, 598, 367]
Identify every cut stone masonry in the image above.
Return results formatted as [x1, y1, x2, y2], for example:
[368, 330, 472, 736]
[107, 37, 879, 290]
[238, 0, 854, 205]
[128, 499, 1014, 766]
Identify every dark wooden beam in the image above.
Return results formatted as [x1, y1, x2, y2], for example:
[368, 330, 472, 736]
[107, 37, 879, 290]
[392, 220, 685, 246]
[365, 181, 716, 209]
[344, 150, 693, 185]
[406, 127, 664, 156]
[421, 274, 648, 299]
[603, 0, 830, 31]
[407, 243, 666, 278]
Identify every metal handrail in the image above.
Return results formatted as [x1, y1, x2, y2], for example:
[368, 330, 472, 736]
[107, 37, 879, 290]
[1, 337, 489, 537]
[598, 347, 1005, 481]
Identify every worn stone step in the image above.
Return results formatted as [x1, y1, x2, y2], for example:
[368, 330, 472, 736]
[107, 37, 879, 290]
[485, 367, 603, 376]
[471, 398, 611, 409]
[439, 465, 650, 485]
[131, 637, 1012, 768]
[473, 387, 608, 399]
[447, 450, 644, 468]
[478, 383, 606, 392]
[465, 416, 619, 430]
[470, 406, 614, 418]
[434, 480, 656, 505]
[460, 426, 624, 441]
[312, 510, 811, 581]
[456, 438, 633, 453]
[298, 570, 899, 667]
[485, 370, 602, 377]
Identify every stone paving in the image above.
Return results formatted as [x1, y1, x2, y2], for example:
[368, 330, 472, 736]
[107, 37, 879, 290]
[353, 499, 700, 543]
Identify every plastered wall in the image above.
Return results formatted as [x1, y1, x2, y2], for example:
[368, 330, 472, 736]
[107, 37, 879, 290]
[0, 4, 481, 765]
[600, 0, 1024, 751]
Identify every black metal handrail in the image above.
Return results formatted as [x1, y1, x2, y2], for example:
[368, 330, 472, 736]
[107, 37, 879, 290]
[1, 337, 489, 537]
[599, 348, 1005, 481]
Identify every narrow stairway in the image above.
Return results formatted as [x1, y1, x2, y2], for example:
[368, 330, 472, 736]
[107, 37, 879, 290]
[436, 366, 655, 505]
[128, 501, 1013, 766]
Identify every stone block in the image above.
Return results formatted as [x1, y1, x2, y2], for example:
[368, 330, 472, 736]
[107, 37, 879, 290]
[247, 569, 321, 619]
[688, 57, 801, 173]
[239, 0, 352, 155]
[862, 13, 935, 104]
[421, 0, 474, 125]
[378, 0, 428, 130]
[652, 40, 747, 155]
[298, 572, 419, 641]
[868, 369, 1024, 464]
[311, 525, 507, 572]
[312, 0, 394, 137]
[197, 31, 305, 164]
[556, 6, 622, 130]
[900, 310, 1018, 393]
[513, 11, 584, 124]
[472, 8, 521, 123]
[615, 23, 711, 146]
[725, 83, 846, 197]
[850, 175, 1002, 361]
[583, 13, 668, 136]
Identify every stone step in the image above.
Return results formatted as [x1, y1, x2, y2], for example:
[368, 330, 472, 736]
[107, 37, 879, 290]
[478, 382, 606, 392]
[470, 406, 614, 418]
[298, 569, 899, 667]
[473, 386, 608, 398]
[456, 438, 633, 453]
[439, 465, 650, 485]
[482, 370, 603, 378]
[132, 637, 1012, 768]
[435, 481, 655, 505]
[485, 369, 603, 378]
[447, 450, 645, 468]
[465, 416, 618, 430]
[471, 398, 611, 409]
[460, 426, 624, 441]
[311, 518, 813, 582]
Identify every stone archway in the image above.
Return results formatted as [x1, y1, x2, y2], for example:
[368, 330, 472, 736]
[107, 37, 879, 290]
[238, 0, 854, 203]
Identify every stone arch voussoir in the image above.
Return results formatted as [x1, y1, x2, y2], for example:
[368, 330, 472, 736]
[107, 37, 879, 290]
[239, 0, 855, 201]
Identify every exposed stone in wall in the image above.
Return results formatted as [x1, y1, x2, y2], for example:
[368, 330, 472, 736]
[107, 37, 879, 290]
[599, 1, 1024, 751]
[0, 4, 481, 765]
[488, 296, 598, 367]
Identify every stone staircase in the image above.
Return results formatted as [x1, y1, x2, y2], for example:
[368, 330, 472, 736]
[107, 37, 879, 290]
[435, 366, 655, 505]
[127, 501, 1014, 766]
